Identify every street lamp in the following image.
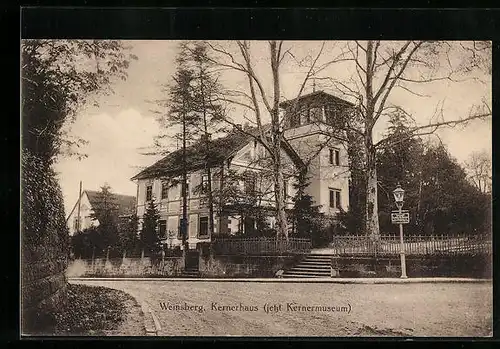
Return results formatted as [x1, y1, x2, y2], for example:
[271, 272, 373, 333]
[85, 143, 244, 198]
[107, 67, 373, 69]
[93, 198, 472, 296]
[393, 183, 408, 279]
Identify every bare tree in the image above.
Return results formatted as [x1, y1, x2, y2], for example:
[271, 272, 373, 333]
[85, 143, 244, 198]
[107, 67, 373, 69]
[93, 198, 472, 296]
[465, 150, 492, 194]
[204, 40, 341, 239]
[314, 40, 491, 239]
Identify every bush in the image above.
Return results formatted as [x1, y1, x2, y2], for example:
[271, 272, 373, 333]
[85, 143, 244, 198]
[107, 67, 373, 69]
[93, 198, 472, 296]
[53, 284, 130, 336]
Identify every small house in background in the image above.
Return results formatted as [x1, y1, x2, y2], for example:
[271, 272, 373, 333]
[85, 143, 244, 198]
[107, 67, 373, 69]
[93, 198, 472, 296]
[131, 90, 353, 248]
[66, 189, 136, 236]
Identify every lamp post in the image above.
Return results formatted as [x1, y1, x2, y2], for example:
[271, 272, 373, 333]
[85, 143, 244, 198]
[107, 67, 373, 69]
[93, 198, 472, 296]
[393, 183, 408, 279]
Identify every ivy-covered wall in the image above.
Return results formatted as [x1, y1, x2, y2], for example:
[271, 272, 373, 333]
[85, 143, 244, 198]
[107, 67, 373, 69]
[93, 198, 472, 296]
[21, 151, 70, 334]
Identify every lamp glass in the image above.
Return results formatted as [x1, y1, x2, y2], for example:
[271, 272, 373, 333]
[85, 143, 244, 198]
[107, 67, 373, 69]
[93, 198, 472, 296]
[393, 184, 405, 203]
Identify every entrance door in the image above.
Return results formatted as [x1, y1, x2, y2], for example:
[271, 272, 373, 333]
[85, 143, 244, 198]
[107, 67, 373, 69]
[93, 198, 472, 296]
[185, 250, 199, 271]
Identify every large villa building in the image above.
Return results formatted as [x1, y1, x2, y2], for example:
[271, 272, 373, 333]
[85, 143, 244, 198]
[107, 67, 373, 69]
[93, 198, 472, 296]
[131, 91, 354, 248]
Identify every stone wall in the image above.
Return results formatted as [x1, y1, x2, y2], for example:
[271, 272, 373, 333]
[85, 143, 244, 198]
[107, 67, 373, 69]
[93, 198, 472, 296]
[331, 254, 492, 278]
[67, 254, 302, 278]
[21, 150, 70, 335]
[67, 257, 184, 278]
[199, 254, 301, 278]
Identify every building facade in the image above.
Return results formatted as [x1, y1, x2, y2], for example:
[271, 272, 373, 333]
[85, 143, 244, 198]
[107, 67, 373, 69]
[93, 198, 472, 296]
[131, 91, 353, 247]
[66, 190, 136, 236]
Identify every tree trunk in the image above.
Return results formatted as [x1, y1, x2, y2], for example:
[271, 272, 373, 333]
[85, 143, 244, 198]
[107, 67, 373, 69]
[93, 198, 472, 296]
[365, 144, 380, 240]
[199, 73, 215, 238]
[218, 165, 225, 235]
[364, 41, 380, 241]
[273, 149, 288, 240]
[270, 41, 288, 240]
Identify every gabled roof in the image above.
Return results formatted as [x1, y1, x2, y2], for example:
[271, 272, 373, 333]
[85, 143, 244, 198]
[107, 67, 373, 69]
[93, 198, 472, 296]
[85, 190, 136, 217]
[131, 125, 305, 181]
[131, 129, 256, 181]
[279, 90, 355, 109]
[66, 190, 136, 222]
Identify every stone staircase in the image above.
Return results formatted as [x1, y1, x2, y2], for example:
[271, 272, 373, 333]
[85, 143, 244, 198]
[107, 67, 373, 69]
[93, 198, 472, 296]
[281, 254, 334, 278]
[181, 267, 200, 278]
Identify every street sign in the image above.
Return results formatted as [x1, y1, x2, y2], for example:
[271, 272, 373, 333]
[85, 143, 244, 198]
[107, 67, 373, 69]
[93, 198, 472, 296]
[391, 210, 410, 224]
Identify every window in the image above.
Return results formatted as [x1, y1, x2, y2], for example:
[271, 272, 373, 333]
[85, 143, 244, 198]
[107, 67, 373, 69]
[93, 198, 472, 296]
[201, 174, 209, 191]
[310, 107, 322, 121]
[289, 111, 300, 128]
[329, 148, 340, 166]
[329, 188, 342, 209]
[158, 220, 167, 239]
[199, 216, 209, 237]
[146, 185, 153, 201]
[244, 174, 256, 195]
[325, 105, 336, 124]
[73, 217, 79, 231]
[161, 182, 169, 200]
[300, 108, 310, 125]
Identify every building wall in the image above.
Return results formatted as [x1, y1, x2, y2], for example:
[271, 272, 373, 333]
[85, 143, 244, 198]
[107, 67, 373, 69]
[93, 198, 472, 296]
[67, 193, 99, 236]
[284, 123, 350, 215]
[134, 140, 300, 243]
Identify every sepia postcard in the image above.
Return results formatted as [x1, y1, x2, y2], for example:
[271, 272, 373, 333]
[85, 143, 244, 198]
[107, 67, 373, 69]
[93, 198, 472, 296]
[21, 33, 493, 338]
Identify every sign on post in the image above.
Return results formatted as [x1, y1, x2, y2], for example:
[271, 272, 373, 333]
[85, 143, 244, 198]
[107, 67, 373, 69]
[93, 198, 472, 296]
[391, 210, 410, 224]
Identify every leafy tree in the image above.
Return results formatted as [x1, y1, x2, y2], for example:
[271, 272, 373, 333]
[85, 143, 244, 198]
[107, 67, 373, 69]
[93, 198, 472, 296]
[117, 213, 140, 256]
[376, 115, 490, 236]
[161, 55, 198, 250]
[417, 143, 488, 235]
[376, 112, 426, 234]
[21, 39, 136, 334]
[140, 200, 161, 256]
[180, 41, 226, 238]
[88, 184, 120, 257]
[289, 172, 324, 246]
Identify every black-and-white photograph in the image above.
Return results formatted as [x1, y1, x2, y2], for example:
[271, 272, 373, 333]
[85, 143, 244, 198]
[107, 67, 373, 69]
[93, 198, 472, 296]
[21, 39, 492, 337]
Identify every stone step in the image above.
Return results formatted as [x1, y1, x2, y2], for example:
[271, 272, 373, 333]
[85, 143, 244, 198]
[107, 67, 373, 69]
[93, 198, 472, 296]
[283, 270, 331, 276]
[282, 273, 329, 278]
[300, 260, 332, 265]
[292, 266, 331, 272]
[295, 262, 331, 268]
[303, 257, 332, 263]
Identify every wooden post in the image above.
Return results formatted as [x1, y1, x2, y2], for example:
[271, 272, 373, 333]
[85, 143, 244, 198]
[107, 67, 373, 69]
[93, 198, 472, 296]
[76, 180, 82, 233]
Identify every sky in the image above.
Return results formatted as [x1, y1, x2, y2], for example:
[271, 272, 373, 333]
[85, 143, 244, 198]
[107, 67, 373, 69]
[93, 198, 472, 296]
[53, 40, 492, 217]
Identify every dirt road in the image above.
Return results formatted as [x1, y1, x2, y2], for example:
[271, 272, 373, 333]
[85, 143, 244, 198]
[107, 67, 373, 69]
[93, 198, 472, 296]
[70, 279, 492, 337]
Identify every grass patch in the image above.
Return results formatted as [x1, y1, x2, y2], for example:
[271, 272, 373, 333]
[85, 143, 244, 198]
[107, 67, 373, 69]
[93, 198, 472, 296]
[53, 283, 132, 336]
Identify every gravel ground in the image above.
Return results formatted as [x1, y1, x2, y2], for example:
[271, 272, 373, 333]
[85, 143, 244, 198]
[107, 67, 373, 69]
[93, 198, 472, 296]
[70, 280, 492, 337]
[103, 294, 146, 336]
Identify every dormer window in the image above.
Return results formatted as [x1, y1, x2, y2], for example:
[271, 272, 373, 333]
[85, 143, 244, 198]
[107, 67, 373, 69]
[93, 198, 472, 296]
[310, 107, 322, 121]
[300, 108, 310, 125]
[325, 105, 336, 124]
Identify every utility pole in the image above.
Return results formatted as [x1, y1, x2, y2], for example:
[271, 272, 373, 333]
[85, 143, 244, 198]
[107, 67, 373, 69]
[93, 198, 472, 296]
[76, 180, 82, 233]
